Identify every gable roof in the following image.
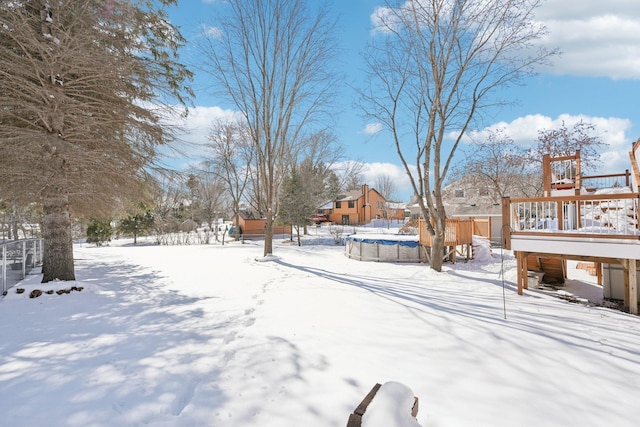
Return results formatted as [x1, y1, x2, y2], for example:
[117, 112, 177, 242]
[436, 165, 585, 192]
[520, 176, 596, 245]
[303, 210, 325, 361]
[238, 210, 264, 220]
[335, 186, 386, 202]
[335, 189, 363, 201]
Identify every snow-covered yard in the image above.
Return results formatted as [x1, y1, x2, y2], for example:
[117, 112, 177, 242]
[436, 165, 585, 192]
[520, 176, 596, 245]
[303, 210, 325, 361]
[1, 228, 639, 427]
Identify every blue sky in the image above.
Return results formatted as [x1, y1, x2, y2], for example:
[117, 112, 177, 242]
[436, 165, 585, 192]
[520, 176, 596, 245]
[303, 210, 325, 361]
[166, 0, 640, 201]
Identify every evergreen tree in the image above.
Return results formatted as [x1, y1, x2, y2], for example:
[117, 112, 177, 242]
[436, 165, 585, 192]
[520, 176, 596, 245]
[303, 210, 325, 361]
[0, 0, 192, 282]
[279, 168, 314, 246]
[119, 210, 155, 245]
[86, 219, 113, 247]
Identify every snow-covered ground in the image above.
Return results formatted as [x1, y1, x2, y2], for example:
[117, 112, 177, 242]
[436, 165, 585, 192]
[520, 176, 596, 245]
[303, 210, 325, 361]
[1, 226, 639, 427]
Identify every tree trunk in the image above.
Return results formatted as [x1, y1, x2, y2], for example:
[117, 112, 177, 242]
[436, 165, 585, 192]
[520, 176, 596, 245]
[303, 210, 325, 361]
[430, 232, 445, 272]
[42, 188, 75, 283]
[263, 214, 274, 256]
[10, 208, 20, 240]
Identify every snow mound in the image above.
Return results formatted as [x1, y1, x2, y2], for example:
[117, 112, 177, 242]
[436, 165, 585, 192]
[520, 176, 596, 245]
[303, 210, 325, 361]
[472, 235, 493, 262]
[362, 382, 422, 427]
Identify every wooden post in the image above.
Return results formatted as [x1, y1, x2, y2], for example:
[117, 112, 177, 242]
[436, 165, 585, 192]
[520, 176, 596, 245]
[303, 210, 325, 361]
[516, 251, 528, 295]
[543, 154, 551, 195]
[556, 201, 563, 230]
[523, 254, 529, 290]
[501, 197, 511, 249]
[346, 384, 419, 427]
[629, 259, 638, 315]
[622, 260, 630, 310]
[624, 169, 630, 187]
[596, 262, 603, 286]
[575, 189, 582, 229]
[347, 384, 381, 427]
[516, 252, 523, 295]
[574, 150, 581, 189]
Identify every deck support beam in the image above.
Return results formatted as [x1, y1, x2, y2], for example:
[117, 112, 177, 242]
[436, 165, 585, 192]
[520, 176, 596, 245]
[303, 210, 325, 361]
[629, 259, 638, 315]
[515, 251, 529, 295]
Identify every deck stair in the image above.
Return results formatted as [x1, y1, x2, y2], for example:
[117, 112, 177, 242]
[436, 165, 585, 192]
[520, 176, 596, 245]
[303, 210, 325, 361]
[527, 255, 566, 284]
[576, 261, 598, 276]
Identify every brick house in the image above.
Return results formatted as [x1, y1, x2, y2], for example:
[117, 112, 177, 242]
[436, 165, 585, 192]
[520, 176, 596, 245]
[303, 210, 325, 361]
[232, 210, 291, 237]
[323, 184, 387, 225]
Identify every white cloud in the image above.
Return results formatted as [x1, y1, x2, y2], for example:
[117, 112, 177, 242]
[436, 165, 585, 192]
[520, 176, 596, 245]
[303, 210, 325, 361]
[362, 122, 383, 135]
[537, 13, 640, 79]
[370, 5, 400, 34]
[161, 105, 241, 169]
[370, 0, 640, 80]
[521, 0, 640, 79]
[200, 24, 222, 39]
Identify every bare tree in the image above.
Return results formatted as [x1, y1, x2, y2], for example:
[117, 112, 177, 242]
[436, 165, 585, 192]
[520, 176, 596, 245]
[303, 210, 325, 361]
[359, 0, 556, 271]
[0, 0, 192, 281]
[207, 118, 254, 235]
[453, 123, 605, 200]
[451, 128, 537, 202]
[195, 171, 229, 236]
[375, 174, 397, 228]
[334, 161, 365, 193]
[200, 0, 339, 256]
[148, 174, 186, 242]
[527, 120, 606, 173]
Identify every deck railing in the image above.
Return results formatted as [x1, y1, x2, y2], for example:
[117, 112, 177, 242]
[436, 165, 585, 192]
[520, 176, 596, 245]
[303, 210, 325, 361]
[542, 150, 631, 193]
[502, 193, 639, 249]
[581, 171, 631, 191]
[543, 151, 581, 194]
[418, 218, 473, 247]
[630, 138, 640, 192]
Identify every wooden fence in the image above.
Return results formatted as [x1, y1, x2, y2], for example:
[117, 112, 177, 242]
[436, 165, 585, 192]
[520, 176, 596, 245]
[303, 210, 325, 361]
[418, 218, 475, 263]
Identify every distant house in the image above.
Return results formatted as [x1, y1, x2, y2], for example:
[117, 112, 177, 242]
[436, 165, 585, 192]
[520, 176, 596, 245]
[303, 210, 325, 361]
[385, 201, 409, 222]
[406, 177, 506, 244]
[320, 184, 387, 225]
[232, 210, 291, 237]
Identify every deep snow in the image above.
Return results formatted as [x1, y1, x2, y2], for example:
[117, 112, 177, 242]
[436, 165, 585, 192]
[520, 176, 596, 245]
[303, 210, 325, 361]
[1, 226, 639, 427]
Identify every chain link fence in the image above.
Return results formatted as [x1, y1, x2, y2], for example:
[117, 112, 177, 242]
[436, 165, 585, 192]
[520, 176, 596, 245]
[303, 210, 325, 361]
[1, 239, 44, 294]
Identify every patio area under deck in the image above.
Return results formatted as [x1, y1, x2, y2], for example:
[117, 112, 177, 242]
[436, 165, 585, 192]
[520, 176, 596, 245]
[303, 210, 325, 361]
[507, 232, 639, 315]
[503, 142, 640, 314]
[502, 189, 640, 314]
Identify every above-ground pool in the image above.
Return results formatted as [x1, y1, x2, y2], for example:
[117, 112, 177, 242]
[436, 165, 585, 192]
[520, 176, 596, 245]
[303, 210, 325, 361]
[344, 234, 422, 262]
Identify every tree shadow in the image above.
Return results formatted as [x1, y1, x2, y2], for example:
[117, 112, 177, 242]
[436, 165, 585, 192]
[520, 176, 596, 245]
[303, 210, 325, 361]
[0, 259, 229, 426]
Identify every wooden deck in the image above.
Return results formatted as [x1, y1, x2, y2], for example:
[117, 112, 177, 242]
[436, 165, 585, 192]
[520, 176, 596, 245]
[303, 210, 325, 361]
[502, 141, 640, 314]
[418, 218, 474, 263]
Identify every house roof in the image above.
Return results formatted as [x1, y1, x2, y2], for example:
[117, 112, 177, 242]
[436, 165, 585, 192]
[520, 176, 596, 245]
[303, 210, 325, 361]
[335, 186, 386, 202]
[387, 202, 407, 210]
[238, 210, 264, 220]
[444, 202, 502, 216]
[335, 189, 363, 201]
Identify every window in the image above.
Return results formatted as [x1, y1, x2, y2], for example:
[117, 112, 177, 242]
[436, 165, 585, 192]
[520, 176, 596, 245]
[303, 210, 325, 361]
[478, 188, 489, 197]
[348, 200, 355, 209]
[454, 189, 465, 198]
[336, 201, 342, 209]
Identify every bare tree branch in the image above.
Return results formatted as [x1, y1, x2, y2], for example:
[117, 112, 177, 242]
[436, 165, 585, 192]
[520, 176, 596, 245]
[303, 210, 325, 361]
[359, 0, 557, 271]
